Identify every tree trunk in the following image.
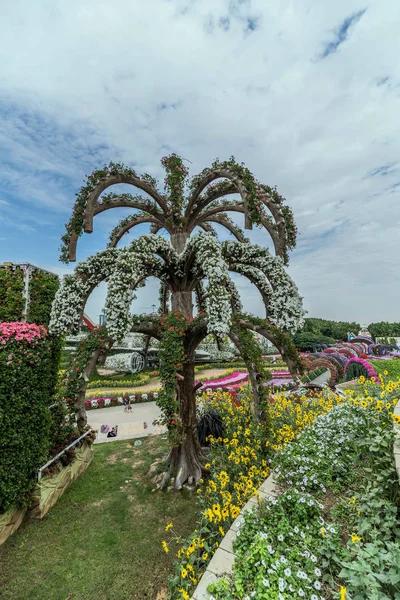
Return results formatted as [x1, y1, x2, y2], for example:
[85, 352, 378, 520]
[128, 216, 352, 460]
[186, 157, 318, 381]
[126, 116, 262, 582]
[167, 360, 206, 488]
[229, 331, 262, 421]
[171, 290, 193, 315]
[156, 231, 205, 488]
[76, 341, 113, 432]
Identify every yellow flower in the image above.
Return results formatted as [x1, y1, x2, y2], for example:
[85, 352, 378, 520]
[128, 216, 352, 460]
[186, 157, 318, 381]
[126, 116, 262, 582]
[384, 370, 388, 375]
[212, 503, 221, 515]
[340, 586, 347, 600]
[179, 588, 190, 600]
[202, 552, 208, 561]
[351, 533, 361, 543]
[165, 522, 173, 532]
[181, 567, 188, 579]
[162, 540, 169, 553]
[321, 527, 326, 538]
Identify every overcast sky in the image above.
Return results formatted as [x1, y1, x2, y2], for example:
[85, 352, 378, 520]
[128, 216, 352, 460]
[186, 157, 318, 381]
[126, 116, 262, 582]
[0, 0, 399, 325]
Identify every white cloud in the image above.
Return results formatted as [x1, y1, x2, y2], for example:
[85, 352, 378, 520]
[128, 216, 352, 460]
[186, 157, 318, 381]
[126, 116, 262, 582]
[0, 0, 399, 322]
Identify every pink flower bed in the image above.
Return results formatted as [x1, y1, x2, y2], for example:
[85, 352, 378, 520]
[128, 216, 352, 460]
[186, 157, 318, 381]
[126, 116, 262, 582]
[270, 371, 291, 379]
[199, 371, 248, 390]
[0, 322, 47, 345]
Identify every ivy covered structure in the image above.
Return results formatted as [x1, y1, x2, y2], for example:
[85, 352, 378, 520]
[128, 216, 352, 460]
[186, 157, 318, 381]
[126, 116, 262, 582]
[0, 262, 59, 326]
[0, 265, 61, 514]
[50, 154, 305, 488]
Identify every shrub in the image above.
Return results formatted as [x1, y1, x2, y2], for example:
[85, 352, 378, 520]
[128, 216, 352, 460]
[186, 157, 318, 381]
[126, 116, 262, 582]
[197, 408, 225, 446]
[0, 323, 56, 512]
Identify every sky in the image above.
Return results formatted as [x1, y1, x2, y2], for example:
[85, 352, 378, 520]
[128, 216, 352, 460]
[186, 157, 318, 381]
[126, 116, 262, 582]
[0, 0, 399, 326]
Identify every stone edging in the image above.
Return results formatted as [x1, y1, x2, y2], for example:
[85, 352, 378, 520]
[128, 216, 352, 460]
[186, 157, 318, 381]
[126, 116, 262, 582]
[192, 399, 400, 599]
[191, 474, 279, 599]
[394, 399, 400, 483]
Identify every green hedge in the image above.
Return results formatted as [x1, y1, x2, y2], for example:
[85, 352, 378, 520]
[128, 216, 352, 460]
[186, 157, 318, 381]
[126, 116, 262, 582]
[0, 324, 56, 512]
[0, 265, 59, 327]
[0, 267, 24, 321]
[27, 271, 59, 327]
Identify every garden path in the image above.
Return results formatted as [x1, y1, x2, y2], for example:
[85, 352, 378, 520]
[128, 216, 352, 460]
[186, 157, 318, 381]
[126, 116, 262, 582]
[88, 401, 166, 444]
[310, 370, 331, 385]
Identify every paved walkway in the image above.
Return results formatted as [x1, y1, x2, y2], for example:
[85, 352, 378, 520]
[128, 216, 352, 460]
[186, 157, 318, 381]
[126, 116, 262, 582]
[310, 370, 331, 385]
[88, 401, 166, 444]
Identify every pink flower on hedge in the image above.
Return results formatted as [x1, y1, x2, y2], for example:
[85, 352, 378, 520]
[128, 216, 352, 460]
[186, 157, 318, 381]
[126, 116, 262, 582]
[0, 322, 47, 345]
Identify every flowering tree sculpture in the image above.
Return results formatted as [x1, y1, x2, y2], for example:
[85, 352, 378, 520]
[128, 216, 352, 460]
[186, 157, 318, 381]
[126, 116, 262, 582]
[50, 155, 304, 488]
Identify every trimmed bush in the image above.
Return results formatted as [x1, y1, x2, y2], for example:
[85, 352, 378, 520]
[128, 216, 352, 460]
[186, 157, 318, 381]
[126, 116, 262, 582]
[0, 323, 56, 512]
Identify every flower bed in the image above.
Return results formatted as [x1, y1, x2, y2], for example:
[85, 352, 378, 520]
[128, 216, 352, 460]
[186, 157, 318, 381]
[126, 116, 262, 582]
[199, 371, 249, 390]
[87, 372, 151, 389]
[206, 379, 400, 600]
[85, 390, 158, 409]
[164, 388, 345, 598]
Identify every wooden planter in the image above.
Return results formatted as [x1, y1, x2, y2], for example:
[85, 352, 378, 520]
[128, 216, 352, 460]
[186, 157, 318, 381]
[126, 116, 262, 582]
[0, 506, 27, 546]
[27, 442, 94, 520]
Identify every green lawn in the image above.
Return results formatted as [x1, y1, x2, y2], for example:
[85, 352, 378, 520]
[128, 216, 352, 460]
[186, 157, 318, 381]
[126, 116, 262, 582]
[0, 437, 198, 600]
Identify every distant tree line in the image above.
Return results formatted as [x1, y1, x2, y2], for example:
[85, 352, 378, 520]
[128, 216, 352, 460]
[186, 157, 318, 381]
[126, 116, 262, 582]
[292, 318, 400, 351]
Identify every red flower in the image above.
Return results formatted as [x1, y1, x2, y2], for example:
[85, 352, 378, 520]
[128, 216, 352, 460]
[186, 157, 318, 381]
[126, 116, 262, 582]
[171, 419, 176, 425]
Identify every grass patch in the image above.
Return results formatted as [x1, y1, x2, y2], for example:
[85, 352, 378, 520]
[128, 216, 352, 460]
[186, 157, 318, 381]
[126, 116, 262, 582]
[0, 436, 198, 600]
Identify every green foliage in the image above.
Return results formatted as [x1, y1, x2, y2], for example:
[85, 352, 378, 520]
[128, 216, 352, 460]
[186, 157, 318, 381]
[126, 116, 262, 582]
[0, 331, 56, 512]
[0, 265, 59, 327]
[0, 267, 24, 321]
[301, 318, 361, 341]
[338, 420, 400, 599]
[368, 322, 400, 338]
[293, 331, 335, 350]
[369, 359, 400, 381]
[235, 312, 303, 374]
[156, 312, 187, 430]
[62, 326, 111, 421]
[26, 271, 59, 327]
[161, 154, 189, 221]
[87, 373, 151, 389]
